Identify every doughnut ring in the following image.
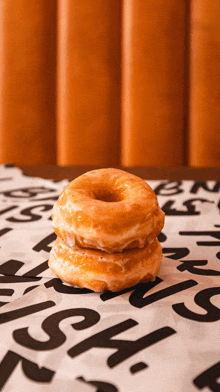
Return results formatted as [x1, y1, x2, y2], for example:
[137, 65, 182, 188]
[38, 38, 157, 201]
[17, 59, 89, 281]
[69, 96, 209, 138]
[48, 237, 162, 292]
[52, 168, 165, 253]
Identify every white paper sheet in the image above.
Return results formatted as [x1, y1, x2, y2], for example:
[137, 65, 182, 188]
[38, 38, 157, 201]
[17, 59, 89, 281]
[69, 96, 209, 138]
[0, 165, 220, 392]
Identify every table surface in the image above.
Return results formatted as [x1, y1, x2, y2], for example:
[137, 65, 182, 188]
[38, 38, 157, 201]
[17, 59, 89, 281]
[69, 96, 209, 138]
[20, 166, 220, 181]
[1, 164, 219, 391]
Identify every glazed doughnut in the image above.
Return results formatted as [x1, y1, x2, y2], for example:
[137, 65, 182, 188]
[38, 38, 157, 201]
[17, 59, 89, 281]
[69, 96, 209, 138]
[48, 237, 162, 292]
[52, 168, 164, 253]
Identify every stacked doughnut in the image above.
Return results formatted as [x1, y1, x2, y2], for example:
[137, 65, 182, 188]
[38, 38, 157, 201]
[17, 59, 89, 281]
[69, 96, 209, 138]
[48, 168, 165, 292]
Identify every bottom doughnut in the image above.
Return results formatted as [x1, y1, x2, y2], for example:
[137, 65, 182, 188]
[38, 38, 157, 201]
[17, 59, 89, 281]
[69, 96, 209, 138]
[48, 237, 162, 292]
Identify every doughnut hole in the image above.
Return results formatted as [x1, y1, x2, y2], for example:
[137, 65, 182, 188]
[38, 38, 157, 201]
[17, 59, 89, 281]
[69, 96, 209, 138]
[92, 188, 124, 203]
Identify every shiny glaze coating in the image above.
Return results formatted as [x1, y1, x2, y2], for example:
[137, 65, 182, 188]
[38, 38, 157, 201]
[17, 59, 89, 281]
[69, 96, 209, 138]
[52, 168, 165, 253]
[49, 237, 162, 292]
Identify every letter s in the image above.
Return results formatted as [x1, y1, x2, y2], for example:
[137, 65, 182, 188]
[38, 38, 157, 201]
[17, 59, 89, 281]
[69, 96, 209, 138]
[13, 308, 100, 350]
[172, 287, 220, 322]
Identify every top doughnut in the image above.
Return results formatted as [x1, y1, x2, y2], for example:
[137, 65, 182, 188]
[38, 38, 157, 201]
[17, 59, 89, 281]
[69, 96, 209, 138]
[52, 168, 165, 253]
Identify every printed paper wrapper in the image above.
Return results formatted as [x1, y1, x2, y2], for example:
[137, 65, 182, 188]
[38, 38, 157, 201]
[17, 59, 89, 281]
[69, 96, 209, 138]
[0, 165, 220, 392]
